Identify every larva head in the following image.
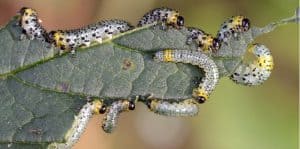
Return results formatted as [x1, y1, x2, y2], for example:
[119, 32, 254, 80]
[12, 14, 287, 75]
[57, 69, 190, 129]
[232, 16, 250, 32]
[199, 34, 220, 52]
[167, 11, 184, 28]
[123, 100, 136, 111]
[99, 105, 107, 114]
[19, 7, 38, 17]
[128, 101, 136, 110]
[92, 100, 104, 114]
[241, 17, 250, 31]
[192, 88, 208, 104]
[19, 7, 40, 27]
[176, 16, 185, 27]
[212, 38, 221, 52]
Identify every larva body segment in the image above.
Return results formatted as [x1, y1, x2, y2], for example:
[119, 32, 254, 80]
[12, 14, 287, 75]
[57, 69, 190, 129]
[48, 20, 133, 54]
[102, 100, 135, 133]
[137, 7, 184, 28]
[154, 49, 219, 103]
[50, 100, 103, 149]
[216, 16, 250, 44]
[230, 44, 274, 86]
[148, 99, 199, 117]
[187, 27, 220, 53]
[18, 7, 48, 41]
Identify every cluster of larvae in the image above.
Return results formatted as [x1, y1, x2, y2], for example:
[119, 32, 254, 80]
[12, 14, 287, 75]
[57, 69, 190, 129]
[17, 6, 273, 148]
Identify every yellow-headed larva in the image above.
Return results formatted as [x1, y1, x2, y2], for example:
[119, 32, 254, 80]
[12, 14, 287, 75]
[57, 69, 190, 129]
[216, 16, 250, 44]
[47, 20, 133, 54]
[230, 44, 274, 85]
[154, 49, 219, 104]
[49, 100, 104, 149]
[147, 99, 199, 117]
[137, 7, 184, 28]
[102, 100, 135, 133]
[18, 7, 48, 41]
[187, 27, 220, 53]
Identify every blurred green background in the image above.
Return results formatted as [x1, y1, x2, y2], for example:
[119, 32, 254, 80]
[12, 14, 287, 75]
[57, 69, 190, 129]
[0, 0, 298, 149]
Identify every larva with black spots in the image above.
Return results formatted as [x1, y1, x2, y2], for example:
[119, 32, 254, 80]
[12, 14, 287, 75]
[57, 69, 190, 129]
[154, 49, 219, 104]
[48, 20, 133, 54]
[216, 15, 250, 44]
[187, 27, 220, 53]
[230, 44, 274, 86]
[137, 7, 184, 28]
[18, 7, 48, 41]
[147, 99, 199, 117]
[50, 100, 105, 149]
[102, 100, 135, 133]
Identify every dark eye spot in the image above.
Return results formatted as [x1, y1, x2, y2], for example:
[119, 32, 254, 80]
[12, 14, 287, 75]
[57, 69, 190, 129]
[59, 37, 63, 41]
[66, 39, 70, 42]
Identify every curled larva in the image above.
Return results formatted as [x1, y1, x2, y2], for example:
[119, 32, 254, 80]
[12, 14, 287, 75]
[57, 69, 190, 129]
[147, 99, 199, 117]
[154, 49, 219, 103]
[47, 20, 133, 54]
[18, 7, 48, 41]
[49, 100, 104, 149]
[137, 7, 184, 28]
[230, 44, 274, 86]
[102, 100, 135, 133]
[216, 15, 250, 44]
[187, 27, 220, 53]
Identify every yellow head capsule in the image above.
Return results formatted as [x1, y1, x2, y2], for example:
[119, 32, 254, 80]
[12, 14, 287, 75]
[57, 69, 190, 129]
[232, 16, 250, 32]
[20, 7, 37, 16]
[192, 88, 209, 104]
[167, 11, 184, 28]
[92, 100, 103, 114]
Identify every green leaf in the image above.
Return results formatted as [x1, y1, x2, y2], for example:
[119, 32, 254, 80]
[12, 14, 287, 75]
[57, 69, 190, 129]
[0, 77, 85, 147]
[0, 9, 297, 148]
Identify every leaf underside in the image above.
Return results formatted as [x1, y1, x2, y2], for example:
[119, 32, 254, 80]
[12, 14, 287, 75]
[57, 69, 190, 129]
[0, 12, 297, 148]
